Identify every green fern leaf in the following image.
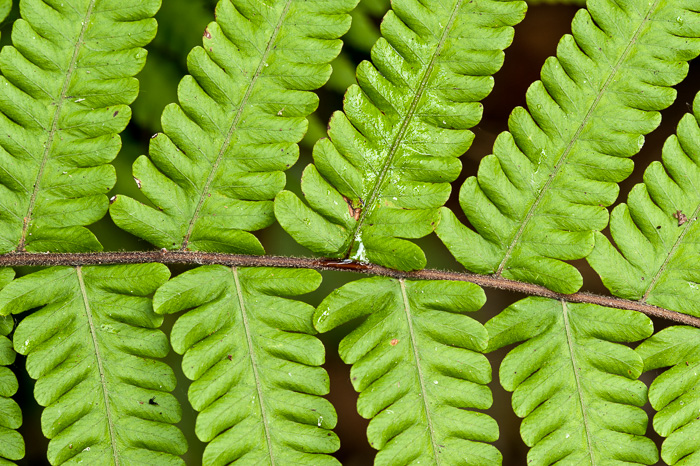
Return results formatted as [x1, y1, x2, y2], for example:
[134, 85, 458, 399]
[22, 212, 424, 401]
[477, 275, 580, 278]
[0, 1, 11, 29]
[275, 0, 526, 270]
[0, 268, 23, 464]
[636, 326, 700, 465]
[486, 297, 657, 464]
[110, 0, 357, 254]
[587, 92, 700, 316]
[0, 264, 186, 465]
[154, 265, 338, 465]
[0, 0, 160, 253]
[437, 0, 700, 293]
[315, 277, 498, 464]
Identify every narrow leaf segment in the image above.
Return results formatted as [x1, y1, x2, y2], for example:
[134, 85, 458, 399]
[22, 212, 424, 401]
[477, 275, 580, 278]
[487, 297, 657, 465]
[0, 264, 185, 465]
[316, 277, 498, 464]
[0, 268, 23, 464]
[437, 0, 700, 293]
[588, 91, 700, 317]
[110, 0, 356, 254]
[637, 326, 700, 465]
[154, 266, 337, 465]
[275, 0, 526, 270]
[0, 0, 160, 253]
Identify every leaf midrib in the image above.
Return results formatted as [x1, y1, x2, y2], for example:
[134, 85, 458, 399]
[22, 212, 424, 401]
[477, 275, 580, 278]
[495, 1, 660, 276]
[348, 0, 463, 258]
[181, 1, 292, 250]
[231, 266, 275, 463]
[561, 300, 595, 465]
[77, 266, 119, 464]
[17, 0, 97, 251]
[399, 279, 441, 463]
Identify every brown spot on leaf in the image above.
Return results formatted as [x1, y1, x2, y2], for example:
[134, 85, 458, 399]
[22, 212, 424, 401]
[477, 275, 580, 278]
[204, 29, 212, 39]
[673, 210, 688, 226]
[343, 195, 362, 221]
[113, 110, 118, 117]
[390, 338, 399, 346]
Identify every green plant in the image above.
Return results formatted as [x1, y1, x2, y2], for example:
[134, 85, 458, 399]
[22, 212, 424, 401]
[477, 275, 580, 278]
[0, 0, 699, 464]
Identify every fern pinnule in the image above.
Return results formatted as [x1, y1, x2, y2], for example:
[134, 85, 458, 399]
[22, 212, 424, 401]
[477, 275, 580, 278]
[275, 0, 526, 271]
[315, 277, 498, 464]
[110, 0, 357, 254]
[0, 264, 186, 465]
[154, 266, 338, 465]
[437, 0, 700, 294]
[487, 297, 657, 464]
[636, 326, 700, 465]
[303, 0, 388, 144]
[588, 91, 700, 317]
[0, 0, 160, 253]
[0, 268, 23, 464]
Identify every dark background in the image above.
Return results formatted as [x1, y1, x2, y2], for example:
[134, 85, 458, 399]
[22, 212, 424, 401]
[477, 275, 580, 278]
[4, 0, 697, 463]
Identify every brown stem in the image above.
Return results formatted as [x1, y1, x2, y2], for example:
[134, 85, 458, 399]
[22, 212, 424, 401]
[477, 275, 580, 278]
[2, 251, 699, 328]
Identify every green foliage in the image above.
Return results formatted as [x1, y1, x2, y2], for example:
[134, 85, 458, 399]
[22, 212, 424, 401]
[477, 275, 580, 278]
[0, 268, 22, 464]
[154, 265, 338, 465]
[487, 298, 656, 464]
[316, 277, 497, 464]
[637, 326, 700, 465]
[0, 1, 10, 31]
[0, 0, 159, 253]
[588, 92, 700, 316]
[110, 0, 357, 254]
[0, 264, 185, 465]
[275, 0, 526, 270]
[1, 0, 700, 465]
[437, 0, 700, 293]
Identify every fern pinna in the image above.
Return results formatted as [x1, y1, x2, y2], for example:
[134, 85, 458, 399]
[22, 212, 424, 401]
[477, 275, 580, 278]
[0, 0, 699, 464]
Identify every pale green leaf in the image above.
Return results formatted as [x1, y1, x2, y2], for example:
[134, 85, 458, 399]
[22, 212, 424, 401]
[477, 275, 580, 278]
[637, 326, 700, 465]
[0, 0, 160, 253]
[0, 1, 11, 25]
[275, 0, 526, 270]
[588, 92, 700, 316]
[110, 0, 357, 253]
[0, 268, 22, 464]
[316, 277, 498, 464]
[0, 264, 185, 465]
[437, 0, 700, 293]
[154, 265, 338, 465]
[487, 297, 656, 465]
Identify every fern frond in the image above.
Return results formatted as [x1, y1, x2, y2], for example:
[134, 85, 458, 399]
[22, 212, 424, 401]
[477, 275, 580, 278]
[315, 277, 498, 464]
[0, 268, 23, 464]
[0, 0, 159, 253]
[0, 264, 186, 465]
[110, 0, 357, 254]
[486, 297, 657, 464]
[154, 265, 337, 465]
[437, 0, 700, 293]
[275, 0, 526, 270]
[0, 1, 11, 30]
[636, 326, 700, 465]
[587, 92, 700, 316]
